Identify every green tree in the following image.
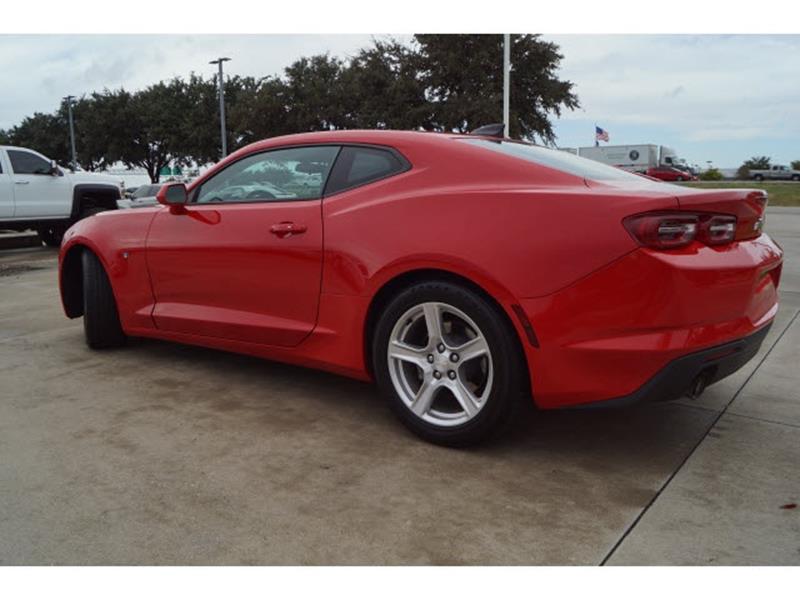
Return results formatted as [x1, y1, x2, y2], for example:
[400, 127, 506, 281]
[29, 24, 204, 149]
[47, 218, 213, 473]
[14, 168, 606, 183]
[791, 160, 800, 170]
[743, 156, 771, 169]
[0, 129, 11, 145]
[71, 91, 132, 171]
[413, 34, 579, 142]
[175, 73, 222, 164]
[227, 76, 292, 149]
[700, 167, 723, 181]
[116, 80, 197, 183]
[342, 40, 431, 130]
[7, 111, 71, 165]
[737, 156, 771, 179]
[283, 54, 351, 132]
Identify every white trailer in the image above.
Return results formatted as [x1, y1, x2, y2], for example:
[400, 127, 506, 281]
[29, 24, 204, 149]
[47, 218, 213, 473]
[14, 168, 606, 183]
[560, 144, 683, 173]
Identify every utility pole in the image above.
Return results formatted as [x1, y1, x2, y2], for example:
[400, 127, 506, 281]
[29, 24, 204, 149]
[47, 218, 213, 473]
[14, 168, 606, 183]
[210, 57, 231, 158]
[63, 95, 77, 170]
[503, 34, 510, 138]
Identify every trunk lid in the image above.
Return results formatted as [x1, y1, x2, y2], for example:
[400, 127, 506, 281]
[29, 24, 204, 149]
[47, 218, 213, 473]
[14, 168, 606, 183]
[672, 186, 768, 241]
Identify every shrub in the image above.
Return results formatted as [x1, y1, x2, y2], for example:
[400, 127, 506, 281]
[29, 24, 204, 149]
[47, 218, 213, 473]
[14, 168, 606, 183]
[700, 168, 724, 181]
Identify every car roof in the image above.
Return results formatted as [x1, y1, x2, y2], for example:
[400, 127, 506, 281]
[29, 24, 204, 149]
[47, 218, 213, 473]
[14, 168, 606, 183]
[234, 129, 494, 155]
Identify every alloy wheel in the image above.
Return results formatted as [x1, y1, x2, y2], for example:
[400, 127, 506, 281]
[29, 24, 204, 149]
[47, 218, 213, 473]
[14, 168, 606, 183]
[387, 301, 493, 427]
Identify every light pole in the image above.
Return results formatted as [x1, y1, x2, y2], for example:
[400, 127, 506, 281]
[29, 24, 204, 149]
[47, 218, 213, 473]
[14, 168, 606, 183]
[63, 95, 77, 170]
[210, 57, 231, 158]
[503, 34, 510, 138]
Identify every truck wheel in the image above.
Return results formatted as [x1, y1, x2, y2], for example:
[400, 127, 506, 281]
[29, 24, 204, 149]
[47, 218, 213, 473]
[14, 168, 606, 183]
[754, 174, 764, 181]
[792, 175, 799, 181]
[81, 250, 126, 349]
[37, 225, 66, 247]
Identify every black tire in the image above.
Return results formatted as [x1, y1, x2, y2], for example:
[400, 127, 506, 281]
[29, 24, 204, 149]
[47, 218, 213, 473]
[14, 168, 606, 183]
[372, 280, 526, 447]
[37, 224, 66, 247]
[81, 250, 126, 349]
[792, 175, 800, 181]
[754, 174, 764, 181]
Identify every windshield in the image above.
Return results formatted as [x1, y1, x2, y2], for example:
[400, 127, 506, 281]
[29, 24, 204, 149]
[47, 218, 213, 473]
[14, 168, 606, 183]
[462, 138, 646, 182]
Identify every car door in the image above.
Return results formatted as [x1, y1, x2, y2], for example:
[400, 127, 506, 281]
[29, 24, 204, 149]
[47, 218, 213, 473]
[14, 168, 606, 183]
[0, 151, 14, 218]
[146, 145, 340, 347]
[6, 149, 72, 217]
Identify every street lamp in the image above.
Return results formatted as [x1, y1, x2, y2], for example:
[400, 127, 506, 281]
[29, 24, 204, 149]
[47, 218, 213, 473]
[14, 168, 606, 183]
[210, 57, 231, 158]
[63, 95, 77, 170]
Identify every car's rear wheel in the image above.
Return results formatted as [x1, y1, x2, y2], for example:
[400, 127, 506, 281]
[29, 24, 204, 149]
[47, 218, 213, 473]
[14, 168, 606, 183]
[373, 281, 525, 446]
[82, 250, 126, 349]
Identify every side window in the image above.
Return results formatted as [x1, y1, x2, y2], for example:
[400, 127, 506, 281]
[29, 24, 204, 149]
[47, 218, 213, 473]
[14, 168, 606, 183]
[8, 150, 51, 175]
[194, 146, 340, 204]
[325, 146, 408, 195]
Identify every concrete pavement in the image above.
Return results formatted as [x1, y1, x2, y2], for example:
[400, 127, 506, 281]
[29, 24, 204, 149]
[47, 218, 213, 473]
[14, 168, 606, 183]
[0, 208, 798, 565]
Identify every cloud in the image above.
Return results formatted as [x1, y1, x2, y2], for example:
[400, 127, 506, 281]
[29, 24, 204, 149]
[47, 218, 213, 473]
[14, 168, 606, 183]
[664, 85, 684, 98]
[546, 34, 800, 163]
[0, 33, 796, 165]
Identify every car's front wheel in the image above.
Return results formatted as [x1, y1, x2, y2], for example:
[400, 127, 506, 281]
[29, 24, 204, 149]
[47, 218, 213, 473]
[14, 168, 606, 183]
[81, 250, 126, 349]
[373, 281, 525, 446]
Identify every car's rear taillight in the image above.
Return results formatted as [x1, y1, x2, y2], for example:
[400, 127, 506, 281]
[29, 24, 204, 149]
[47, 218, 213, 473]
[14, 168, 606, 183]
[623, 212, 737, 250]
[702, 215, 736, 245]
[623, 213, 698, 249]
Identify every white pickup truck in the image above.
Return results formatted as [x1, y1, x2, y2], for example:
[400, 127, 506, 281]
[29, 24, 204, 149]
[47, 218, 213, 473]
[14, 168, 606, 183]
[0, 145, 123, 246]
[749, 164, 800, 181]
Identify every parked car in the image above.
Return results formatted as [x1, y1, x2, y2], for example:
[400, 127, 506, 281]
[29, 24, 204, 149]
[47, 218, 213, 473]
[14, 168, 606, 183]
[117, 184, 162, 209]
[57, 129, 783, 446]
[749, 165, 800, 181]
[123, 186, 140, 199]
[646, 166, 697, 182]
[0, 145, 123, 246]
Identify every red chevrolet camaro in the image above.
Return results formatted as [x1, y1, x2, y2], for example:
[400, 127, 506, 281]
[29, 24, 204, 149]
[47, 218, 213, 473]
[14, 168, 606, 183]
[58, 129, 783, 445]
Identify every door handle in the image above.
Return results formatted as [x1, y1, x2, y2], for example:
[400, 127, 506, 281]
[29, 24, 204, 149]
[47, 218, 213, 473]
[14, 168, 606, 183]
[270, 222, 307, 238]
[15, 181, 30, 185]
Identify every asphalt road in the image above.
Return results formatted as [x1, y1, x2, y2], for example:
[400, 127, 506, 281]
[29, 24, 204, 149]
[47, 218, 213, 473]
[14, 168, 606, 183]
[0, 208, 798, 565]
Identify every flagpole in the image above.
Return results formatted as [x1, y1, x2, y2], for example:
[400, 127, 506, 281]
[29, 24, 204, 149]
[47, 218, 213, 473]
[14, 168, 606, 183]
[503, 34, 510, 138]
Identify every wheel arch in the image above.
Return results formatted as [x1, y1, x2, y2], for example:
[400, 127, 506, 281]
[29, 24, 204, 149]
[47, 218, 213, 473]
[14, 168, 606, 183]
[60, 243, 88, 318]
[362, 267, 532, 396]
[59, 240, 110, 318]
[70, 184, 120, 220]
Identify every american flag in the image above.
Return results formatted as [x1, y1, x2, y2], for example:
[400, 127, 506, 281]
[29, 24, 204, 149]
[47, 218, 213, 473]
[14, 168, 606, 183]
[595, 126, 609, 142]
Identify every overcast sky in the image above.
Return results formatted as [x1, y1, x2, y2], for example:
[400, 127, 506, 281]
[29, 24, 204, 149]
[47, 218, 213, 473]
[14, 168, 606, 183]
[1, 34, 797, 167]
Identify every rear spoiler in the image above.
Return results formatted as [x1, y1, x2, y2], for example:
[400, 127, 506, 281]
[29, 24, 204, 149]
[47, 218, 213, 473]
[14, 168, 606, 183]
[470, 123, 505, 138]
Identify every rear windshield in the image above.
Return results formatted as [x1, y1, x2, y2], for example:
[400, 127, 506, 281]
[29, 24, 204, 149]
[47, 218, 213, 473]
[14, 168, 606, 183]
[462, 138, 646, 182]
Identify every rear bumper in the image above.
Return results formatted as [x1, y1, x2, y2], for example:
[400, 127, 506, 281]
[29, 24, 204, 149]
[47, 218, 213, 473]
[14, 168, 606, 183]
[573, 323, 771, 408]
[519, 233, 783, 409]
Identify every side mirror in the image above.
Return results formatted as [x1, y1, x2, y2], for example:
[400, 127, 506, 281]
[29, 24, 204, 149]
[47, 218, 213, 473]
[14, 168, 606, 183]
[157, 183, 188, 208]
[49, 160, 60, 176]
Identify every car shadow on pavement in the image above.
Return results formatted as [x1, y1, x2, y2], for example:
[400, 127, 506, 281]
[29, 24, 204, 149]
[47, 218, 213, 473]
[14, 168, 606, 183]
[124, 335, 713, 466]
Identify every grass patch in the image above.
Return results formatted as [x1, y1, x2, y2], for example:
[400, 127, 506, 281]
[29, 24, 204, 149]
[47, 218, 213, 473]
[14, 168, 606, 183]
[677, 181, 800, 207]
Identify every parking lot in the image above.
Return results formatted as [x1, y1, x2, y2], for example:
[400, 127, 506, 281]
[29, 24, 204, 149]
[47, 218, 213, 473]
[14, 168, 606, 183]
[0, 207, 798, 566]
